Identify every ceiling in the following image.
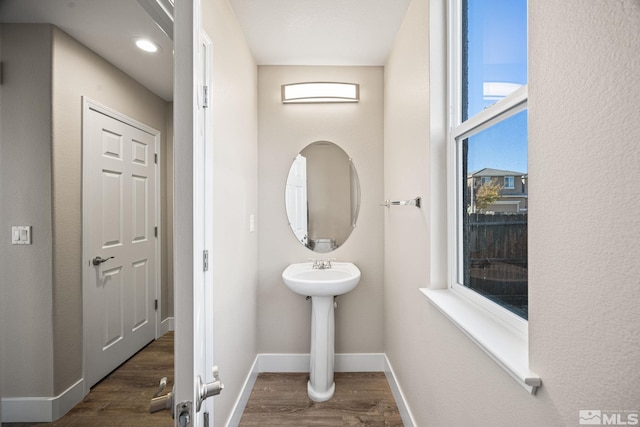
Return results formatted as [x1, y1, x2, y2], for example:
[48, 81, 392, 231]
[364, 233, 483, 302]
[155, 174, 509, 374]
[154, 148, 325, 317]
[0, 0, 175, 101]
[0, 0, 411, 101]
[229, 0, 411, 66]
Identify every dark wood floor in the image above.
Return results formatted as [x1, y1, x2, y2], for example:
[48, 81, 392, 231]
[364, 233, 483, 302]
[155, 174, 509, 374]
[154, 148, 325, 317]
[2, 332, 174, 427]
[3, 333, 403, 427]
[239, 372, 403, 427]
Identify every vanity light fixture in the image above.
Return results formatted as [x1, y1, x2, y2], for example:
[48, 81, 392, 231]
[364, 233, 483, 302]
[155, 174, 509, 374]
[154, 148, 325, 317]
[134, 38, 160, 53]
[282, 82, 359, 104]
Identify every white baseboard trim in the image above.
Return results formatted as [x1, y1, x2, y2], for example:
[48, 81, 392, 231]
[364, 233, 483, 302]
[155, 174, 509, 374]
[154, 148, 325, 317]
[257, 353, 309, 372]
[225, 356, 259, 427]
[257, 353, 387, 373]
[227, 353, 413, 427]
[159, 316, 174, 336]
[384, 355, 417, 427]
[1, 378, 85, 423]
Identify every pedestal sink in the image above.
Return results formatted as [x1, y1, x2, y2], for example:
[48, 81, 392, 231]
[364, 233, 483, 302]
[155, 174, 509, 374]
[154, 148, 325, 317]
[282, 261, 361, 402]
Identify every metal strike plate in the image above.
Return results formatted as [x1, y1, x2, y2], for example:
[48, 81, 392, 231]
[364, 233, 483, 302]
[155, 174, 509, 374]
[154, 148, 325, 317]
[176, 401, 192, 427]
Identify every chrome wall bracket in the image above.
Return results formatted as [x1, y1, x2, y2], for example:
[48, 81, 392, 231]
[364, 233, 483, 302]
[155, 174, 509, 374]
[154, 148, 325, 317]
[380, 196, 421, 208]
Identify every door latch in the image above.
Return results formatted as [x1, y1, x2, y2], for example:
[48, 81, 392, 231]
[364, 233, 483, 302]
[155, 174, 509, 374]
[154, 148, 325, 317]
[196, 366, 224, 412]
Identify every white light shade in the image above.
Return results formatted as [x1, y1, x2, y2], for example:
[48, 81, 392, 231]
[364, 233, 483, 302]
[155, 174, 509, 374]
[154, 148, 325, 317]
[282, 82, 359, 104]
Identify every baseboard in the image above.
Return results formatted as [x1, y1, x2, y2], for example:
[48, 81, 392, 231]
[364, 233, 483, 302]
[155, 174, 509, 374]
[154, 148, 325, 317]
[384, 355, 417, 427]
[159, 316, 174, 336]
[256, 353, 310, 372]
[1, 378, 85, 423]
[227, 353, 411, 427]
[225, 356, 259, 427]
[257, 353, 387, 373]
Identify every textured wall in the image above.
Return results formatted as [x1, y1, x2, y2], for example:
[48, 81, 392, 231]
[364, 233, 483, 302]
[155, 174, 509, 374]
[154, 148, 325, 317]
[258, 65, 385, 355]
[528, 0, 640, 424]
[383, 0, 640, 425]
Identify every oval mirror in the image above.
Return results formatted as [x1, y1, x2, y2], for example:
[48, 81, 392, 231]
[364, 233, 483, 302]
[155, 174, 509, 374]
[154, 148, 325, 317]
[285, 141, 361, 253]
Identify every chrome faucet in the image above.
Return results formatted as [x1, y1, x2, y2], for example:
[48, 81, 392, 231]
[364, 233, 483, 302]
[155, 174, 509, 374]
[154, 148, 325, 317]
[310, 259, 334, 269]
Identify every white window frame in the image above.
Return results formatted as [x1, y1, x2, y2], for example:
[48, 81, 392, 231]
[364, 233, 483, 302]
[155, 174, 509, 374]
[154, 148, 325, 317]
[422, 0, 540, 395]
[504, 176, 515, 189]
[480, 176, 491, 185]
[448, 0, 528, 339]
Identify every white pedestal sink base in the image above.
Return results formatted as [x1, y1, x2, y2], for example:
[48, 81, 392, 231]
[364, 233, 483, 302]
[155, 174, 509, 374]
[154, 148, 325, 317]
[308, 379, 335, 402]
[308, 295, 335, 402]
[281, 262, 361, 402]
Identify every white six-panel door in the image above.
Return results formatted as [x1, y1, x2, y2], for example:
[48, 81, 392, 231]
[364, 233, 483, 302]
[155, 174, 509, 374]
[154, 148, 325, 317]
[83, 99, 159, 389]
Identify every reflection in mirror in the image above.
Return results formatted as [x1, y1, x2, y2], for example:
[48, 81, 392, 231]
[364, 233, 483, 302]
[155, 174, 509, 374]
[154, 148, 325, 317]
[285, 141, 360, 253]
[0, 1, 176, 422]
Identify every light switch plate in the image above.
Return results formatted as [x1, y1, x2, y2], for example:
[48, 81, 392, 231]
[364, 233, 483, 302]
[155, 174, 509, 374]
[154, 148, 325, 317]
[12, 226, 31, 245]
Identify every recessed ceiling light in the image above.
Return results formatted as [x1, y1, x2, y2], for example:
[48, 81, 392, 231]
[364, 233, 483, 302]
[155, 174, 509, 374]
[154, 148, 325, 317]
[134, 38, 160, 53]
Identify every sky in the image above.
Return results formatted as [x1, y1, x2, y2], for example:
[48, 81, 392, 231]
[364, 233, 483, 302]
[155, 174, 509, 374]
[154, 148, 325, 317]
[464, 0, 528, 174]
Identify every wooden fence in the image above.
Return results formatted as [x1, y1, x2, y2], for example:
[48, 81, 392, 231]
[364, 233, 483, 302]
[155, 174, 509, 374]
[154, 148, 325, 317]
[464, 213, 528, 317]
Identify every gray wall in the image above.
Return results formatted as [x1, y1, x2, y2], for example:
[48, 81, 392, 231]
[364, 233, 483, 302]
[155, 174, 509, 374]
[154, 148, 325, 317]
[383, 0, 640, 425]
[257, 65, 384, 355]
[0, 24, 55, 398]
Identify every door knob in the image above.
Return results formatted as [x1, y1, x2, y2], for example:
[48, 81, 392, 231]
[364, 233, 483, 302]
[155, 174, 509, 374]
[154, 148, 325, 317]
[92, 256, 114, 265]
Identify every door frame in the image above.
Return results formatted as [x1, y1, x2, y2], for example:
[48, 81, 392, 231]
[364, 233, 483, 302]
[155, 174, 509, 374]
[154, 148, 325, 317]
[173, 0, 214, 424]
[81, 97, 162, 396]
[200, 29, 215, 421]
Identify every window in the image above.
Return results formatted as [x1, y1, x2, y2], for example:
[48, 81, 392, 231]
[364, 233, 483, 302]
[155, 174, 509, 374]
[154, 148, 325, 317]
[449, 0, 528, 320]
[504, 176, 515, 189]
[423, 0, 539, 394]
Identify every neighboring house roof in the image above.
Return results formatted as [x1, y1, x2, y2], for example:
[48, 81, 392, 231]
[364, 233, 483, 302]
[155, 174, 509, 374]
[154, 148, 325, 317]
[468, 167, 526, 178]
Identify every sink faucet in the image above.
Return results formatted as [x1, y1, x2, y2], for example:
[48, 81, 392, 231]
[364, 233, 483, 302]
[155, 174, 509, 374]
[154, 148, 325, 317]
[310, 259, 334, 269]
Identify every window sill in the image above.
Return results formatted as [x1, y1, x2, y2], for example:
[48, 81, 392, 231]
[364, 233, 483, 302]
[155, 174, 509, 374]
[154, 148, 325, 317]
[419, 288, 541, 394]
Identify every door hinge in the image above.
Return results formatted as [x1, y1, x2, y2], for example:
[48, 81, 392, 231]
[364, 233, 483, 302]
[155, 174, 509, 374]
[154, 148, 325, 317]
[203, 250, 209, 272]
[203, 85, 209, 108]
[155, 299, 158, 311]
[154, 153, 158, 164]
[154, 226, 158, 237]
